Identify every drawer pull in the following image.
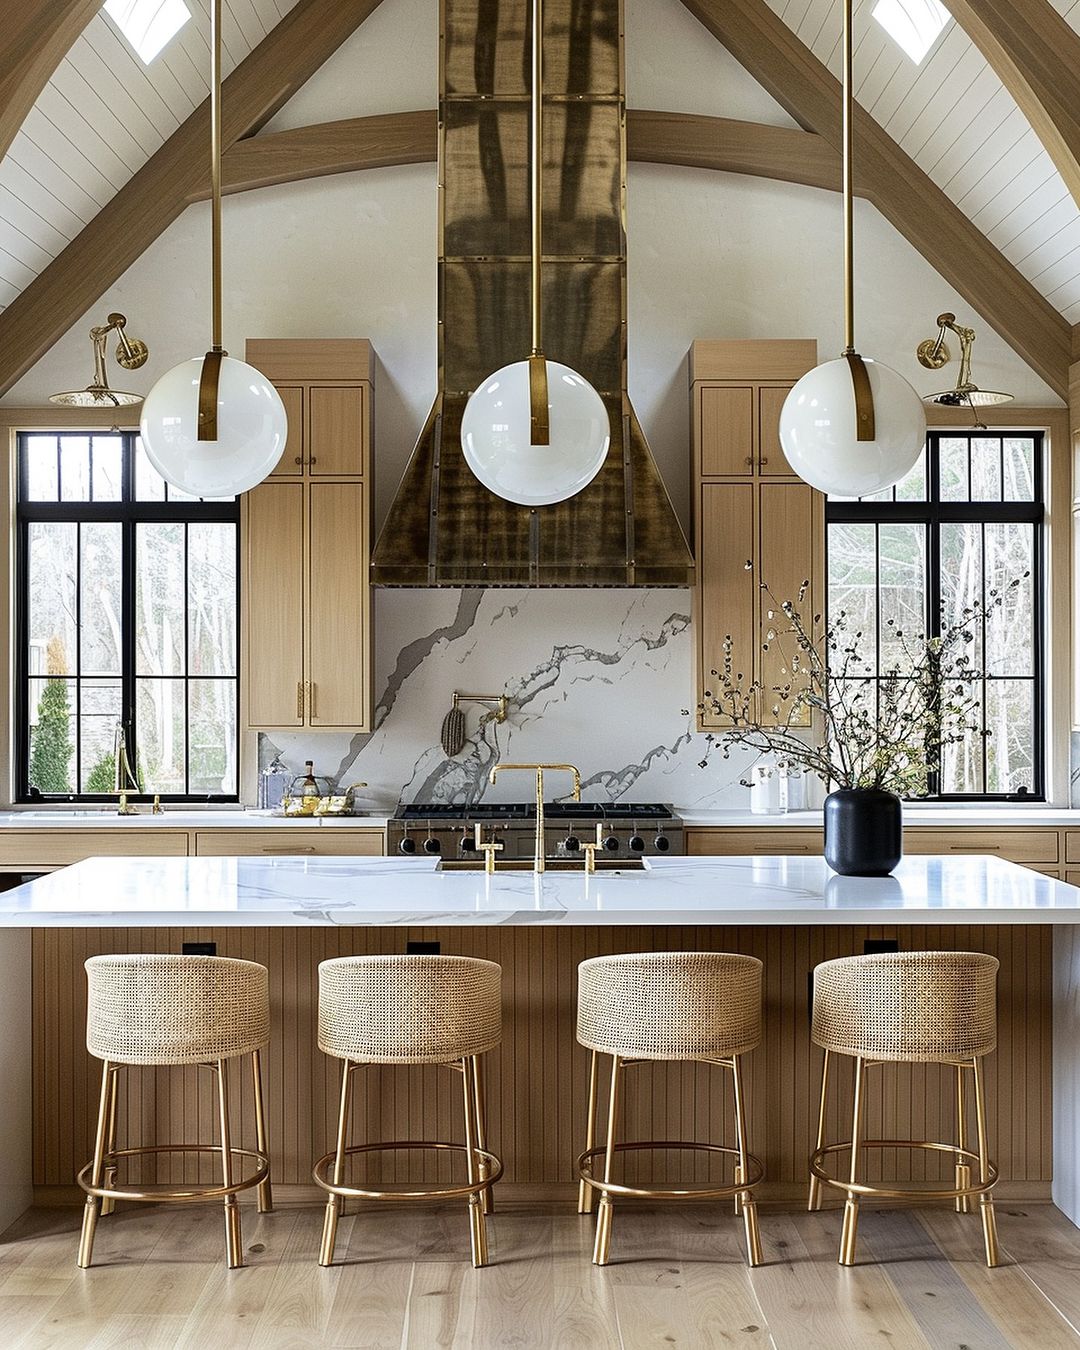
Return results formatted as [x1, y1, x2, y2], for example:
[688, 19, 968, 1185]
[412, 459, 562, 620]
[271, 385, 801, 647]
[261, 845, 316, 854]
[297, 681, 305, 718]
[947, 844, 1000, 852]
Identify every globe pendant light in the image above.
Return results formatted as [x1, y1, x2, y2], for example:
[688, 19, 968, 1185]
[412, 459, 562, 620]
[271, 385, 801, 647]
[460, 0, 609, 507]
[140, 0, 286, 497]
[778, 0, 925, 498]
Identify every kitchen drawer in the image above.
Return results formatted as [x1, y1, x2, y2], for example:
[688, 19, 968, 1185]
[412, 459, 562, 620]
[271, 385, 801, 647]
[1063, 832, 1080, 863]
[0, 830, 189, 870]
[194, 829, 385, 857]
[686, 828, 819, 856]
[904, 829, 1059, 865]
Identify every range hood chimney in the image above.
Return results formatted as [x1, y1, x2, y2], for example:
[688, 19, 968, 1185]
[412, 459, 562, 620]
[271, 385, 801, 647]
[371, 0, 693, 587]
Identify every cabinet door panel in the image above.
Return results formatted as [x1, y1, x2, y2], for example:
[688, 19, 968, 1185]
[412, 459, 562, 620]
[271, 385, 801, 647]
[698, 386, 753, 477]
[246, 483, 305, 727]
[308, 482, 369, 728]
[758, 385, 796, 477]
[698, 483, 755, 729]
[758, 481, 816, 727]
[309, 386, 365, 476]
[268, 385, 304, 477]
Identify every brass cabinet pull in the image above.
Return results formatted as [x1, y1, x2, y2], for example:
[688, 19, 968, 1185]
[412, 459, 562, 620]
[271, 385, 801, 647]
[308, 681, 315, 718]
[297, 681, 305, 718]
[261, 845, 316, 854]
[947, 844, 1000, 852]
[744, 455, 754, 466]
[309, 456, 317, 467]
[760, 457, 769, 466]
[294, 455, 303, 466]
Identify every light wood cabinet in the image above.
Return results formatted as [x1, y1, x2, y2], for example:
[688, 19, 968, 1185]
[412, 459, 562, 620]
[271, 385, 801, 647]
[0, 831, 189, 871]
[691, 340, 819, 730]
[243, 339, 373, 732]
[194, 828, 384, 857]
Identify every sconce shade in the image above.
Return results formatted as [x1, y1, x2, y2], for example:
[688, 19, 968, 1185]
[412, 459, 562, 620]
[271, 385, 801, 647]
[140, 355, 287, 497]
[461, 358, 610, 507]
[779, 356, 926, 497]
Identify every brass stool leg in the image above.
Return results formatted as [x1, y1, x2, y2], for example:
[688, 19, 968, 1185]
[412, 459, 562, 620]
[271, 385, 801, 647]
[319, 1059, 354, 1267]
[578, 1049, 600, 1215]
[732, 1053, 762, 1267]
[470, 1055, 493, 1215]
[592, 1053, 622, 1267]
[461, 1056, 489, 1267]
[215, 1058, 243, 1270]
[838, 1055, 866, 1267]
[973, 1057, 1000, 1268]
[251, 1049, 273, 1214]
[100, 1066, 119, 1217]
[955, 1062, 972, 1214]
[808, 1049, 831, 1212]
[77, 1060, 113, 1268]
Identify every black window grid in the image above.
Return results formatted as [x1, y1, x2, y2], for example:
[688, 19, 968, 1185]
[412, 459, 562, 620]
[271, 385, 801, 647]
[15, 432, 241, 803]
[825, 430, 1045, 802]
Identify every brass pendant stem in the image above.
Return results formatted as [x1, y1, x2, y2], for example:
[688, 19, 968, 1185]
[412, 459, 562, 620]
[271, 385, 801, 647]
[530, 0, 543, 359]
[842, 0, 854, 356]
[210, 0, 223, 355]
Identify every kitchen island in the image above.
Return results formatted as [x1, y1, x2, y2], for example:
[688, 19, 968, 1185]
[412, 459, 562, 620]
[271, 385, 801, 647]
[1, 853, 1077, 1244]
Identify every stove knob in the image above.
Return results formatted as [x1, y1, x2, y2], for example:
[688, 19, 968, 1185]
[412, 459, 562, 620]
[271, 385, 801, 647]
[564, 835, 581, 853]
[628, 834, 646, 853]
[653, 833, 671, 852]
[423, 837, 442, 855]
[602, 833, 620, 853]
[460, 833, 475, 854]
[399, 837, 417, 855]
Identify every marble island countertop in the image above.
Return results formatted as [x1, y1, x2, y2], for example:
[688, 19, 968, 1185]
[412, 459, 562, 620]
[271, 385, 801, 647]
[1, 853, 1078, 928]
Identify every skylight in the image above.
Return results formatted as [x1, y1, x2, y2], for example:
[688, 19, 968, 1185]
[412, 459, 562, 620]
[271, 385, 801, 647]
[103, 0, 192, 64]
[872, 0, 950, 64]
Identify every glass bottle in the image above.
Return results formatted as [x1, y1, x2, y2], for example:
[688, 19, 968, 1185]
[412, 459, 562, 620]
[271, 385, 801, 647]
[300, 760, 319, 803]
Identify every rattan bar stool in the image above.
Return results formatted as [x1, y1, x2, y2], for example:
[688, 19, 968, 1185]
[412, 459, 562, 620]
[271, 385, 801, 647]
[313, 955, 503, 1269]
[809, 950, 1000, 1267]
[576, 952, 764, 1268]
[77, 954, 272, 1271]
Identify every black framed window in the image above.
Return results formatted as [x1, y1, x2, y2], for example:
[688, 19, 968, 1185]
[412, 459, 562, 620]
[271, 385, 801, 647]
[826, 431, 1044, 800]
[16, 432, 240, 802]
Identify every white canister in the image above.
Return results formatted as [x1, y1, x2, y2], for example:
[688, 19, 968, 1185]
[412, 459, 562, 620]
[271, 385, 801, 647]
[749, 759, 783, 815]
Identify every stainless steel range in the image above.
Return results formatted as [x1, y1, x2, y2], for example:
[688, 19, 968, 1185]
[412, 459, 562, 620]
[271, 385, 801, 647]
[388, 802, 683, 869]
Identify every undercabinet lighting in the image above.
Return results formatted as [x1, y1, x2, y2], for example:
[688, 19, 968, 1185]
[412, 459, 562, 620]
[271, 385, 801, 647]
[104, 0, 192, 64]
[871, 0, 950, 64]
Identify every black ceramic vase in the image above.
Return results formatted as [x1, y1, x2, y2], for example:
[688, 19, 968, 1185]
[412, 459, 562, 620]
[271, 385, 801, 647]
[823, 788, 902, 876]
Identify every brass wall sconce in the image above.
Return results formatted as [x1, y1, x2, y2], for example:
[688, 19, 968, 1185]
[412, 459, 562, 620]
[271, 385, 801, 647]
[916, 313, 1012, 428]
[49, 313, 148, 407]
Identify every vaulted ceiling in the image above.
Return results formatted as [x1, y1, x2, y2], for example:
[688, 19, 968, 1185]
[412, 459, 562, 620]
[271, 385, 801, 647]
[2, 0, 1080, 398]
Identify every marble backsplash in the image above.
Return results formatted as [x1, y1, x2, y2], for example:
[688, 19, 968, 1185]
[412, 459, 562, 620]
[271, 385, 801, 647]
[259, 588, 764, 811]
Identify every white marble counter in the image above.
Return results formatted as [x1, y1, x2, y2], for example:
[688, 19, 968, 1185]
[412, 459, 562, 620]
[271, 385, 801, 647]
[679, 807, 1080, 827]
[0, 810, 393, 828]
[1, 853, 1078, 927]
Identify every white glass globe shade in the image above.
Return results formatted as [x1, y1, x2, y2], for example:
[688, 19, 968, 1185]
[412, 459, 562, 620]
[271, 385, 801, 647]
[460, 359, 610, 507]
[779, 356, 926, 497]
[140, 355, 288, 497]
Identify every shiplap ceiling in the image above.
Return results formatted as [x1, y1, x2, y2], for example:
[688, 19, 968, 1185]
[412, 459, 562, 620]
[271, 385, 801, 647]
[767, 0, 1080, 323]
[4, 0, 1080, 331]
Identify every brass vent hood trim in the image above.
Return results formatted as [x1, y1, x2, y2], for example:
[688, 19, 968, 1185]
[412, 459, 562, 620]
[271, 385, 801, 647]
[372, 0, 693, 588]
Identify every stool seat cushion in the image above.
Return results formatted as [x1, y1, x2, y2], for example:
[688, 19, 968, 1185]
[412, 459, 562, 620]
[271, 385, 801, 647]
[576, 952, 763, 1060]
[317, 955, 502, 1064]
[812, 951, 998, 1063]
[85, 955, 270, 1066]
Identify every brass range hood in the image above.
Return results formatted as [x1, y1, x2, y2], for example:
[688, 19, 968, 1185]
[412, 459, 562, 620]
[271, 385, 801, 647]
[371, 0, 693, 587]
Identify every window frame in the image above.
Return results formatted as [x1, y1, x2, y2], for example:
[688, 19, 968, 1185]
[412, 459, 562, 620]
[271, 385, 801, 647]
[825, 429, 1046, 802]
[14, 431, 241, 804]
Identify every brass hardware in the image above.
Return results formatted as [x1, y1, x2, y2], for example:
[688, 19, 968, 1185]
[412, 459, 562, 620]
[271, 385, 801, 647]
[152, 795, 162, 815]
[113, 722, 140, 815]
[744, 456, 754, 466]
[577, 1049, 600, 1214]
[262, 845, 316, 854]
[759, 457, 768, 466]
[297, 681, 305, 718]
[313, 1056, 503, 1267]
[308, 681, 315, 719]
[524, 0, 550, 450]
[309, 456, 317, 467]
[295, 455, 303, 466]
[197, 346, 225, 442]
[473, 823, 504, 875]
[845, 351, 876, 442]
[581, 823, 605, 875]
[453, 692, 509, 723]
[809, 1054, 1000, 1267]
[916, 312, 1013, 428]
[488, 762, 581, 872]
[528, 352, 550, 446]
[194, 0, 229, 443]
[50, 312, 148, 408]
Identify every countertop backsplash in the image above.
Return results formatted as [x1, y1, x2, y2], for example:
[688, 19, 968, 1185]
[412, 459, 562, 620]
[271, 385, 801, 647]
[259, 587, 765, 810]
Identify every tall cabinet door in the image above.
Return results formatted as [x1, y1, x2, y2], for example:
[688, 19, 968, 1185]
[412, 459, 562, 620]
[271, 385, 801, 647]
[307, 482, 369, 728]
[697, 483, 755, 728]
[758, 481, 818, 727]
[246, 482, 305, 727]
[309, 387, 366, 476]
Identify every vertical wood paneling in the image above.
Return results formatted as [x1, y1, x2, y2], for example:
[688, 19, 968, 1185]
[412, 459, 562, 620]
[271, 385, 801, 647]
[33, 924, 1053, 1197]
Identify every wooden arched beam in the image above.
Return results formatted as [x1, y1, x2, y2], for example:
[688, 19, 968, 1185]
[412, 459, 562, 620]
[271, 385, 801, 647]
[678, 0, 1071, 401]
[0, 0, 386, 399]
[947, 0, 1080, 211]
[0, 0, 101, 163]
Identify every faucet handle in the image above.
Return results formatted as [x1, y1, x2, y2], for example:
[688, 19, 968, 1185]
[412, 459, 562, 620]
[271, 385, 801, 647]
[581, 824, 605, 875]
[473, 823, 504, 875]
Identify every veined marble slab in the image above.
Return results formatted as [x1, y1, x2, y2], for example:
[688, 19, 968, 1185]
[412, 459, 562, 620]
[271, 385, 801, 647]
[1, 854, 1078, 927]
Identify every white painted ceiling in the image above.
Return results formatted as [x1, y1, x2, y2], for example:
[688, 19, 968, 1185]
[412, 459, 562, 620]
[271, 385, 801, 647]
[2, 0, 1080, 338]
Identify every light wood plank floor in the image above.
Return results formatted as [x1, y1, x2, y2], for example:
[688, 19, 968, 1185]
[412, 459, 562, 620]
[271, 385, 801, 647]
[2, 1201, 1080, 1348]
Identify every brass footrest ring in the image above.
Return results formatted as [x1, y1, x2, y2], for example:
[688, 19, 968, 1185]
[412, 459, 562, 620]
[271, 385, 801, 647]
[78, 1143, 269, 1204]
[577, 1141, 764, 1201]
[312, 1140, 504, 1202]
[810, 1140, 998, 1202]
